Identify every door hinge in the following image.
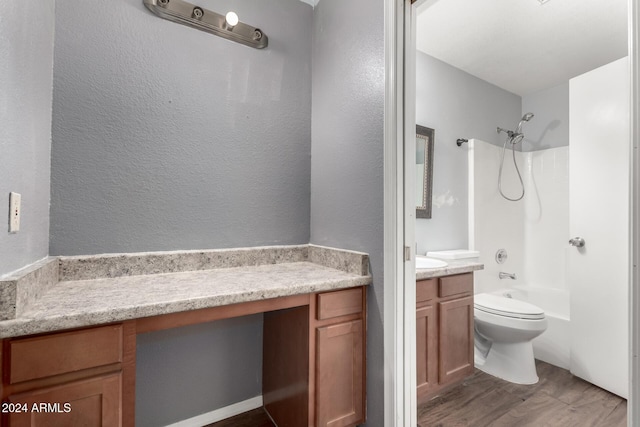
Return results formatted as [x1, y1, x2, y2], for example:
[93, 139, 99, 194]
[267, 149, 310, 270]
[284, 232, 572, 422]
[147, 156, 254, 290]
[404, 246, 411, 261]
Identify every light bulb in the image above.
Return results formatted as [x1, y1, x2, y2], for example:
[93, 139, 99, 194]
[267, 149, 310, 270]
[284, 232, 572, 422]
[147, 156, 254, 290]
[225, 11, 239, 27]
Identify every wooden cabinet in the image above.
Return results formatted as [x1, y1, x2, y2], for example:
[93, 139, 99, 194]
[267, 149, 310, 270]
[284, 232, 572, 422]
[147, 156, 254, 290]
[2, 288, 366, 427]
[316, 319, 364, 427]
[416, 302, 437, 396]
[313, 287, 365, 427]
[257, 287, 367, 427]
[1, 323, 136, 427]
[439, 295, 474, 385]
[416, 273, 474, 402]
[6, 373, 121, 427]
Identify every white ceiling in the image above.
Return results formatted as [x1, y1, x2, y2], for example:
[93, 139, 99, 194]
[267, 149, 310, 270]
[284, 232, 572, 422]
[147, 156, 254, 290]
[416, 0, 628, 96]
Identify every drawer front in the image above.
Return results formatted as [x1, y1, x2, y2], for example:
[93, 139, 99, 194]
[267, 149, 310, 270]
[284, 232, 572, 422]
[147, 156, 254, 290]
[9, 325, 123, 384]
[317, 288, 363, 320]
[416, 279, 438, 303]
[439, 273, 473, 298]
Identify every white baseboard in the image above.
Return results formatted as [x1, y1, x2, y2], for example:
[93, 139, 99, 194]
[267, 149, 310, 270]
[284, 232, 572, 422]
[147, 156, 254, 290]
[166, 395, 263, 427]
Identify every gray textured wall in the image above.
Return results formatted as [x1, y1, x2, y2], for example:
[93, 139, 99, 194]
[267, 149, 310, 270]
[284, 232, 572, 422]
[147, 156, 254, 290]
[50, 0, 312, 256]
[136, 315, 263, 426]
[0, 0, 54, 276]
[50, 0, 311, 423]
[309, 0, 385, 425]
[521, 82, 570, 152]
[415, 52, 521, 254]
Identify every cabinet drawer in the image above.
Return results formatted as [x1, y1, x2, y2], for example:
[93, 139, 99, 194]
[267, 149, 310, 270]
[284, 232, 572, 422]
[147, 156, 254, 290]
[439, 274, 473, 298]
[416, 279, 438, 303]
[317, 288, 363, 320]
[9, 325, 123, 384]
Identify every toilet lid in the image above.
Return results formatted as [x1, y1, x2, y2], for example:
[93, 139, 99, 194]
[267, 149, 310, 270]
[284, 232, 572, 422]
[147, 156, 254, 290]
[474, 293, 545, 320]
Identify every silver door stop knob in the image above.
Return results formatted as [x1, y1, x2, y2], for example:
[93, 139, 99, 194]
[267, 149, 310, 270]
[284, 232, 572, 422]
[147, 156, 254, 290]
[569, 237, 585, 248]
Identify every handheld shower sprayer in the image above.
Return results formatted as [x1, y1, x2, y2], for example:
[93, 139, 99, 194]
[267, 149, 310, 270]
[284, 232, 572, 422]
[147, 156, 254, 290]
[497, 113, 534, 145]
[516, 112, 534, 133]
[497, 112, 535, 201]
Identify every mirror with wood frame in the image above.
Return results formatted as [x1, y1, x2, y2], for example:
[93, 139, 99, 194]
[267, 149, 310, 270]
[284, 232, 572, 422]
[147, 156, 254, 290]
[416, 125, 434, 219]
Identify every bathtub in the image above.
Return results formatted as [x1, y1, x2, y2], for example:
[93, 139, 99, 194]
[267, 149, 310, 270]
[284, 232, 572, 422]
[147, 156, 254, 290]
[491, 285, 571, 369]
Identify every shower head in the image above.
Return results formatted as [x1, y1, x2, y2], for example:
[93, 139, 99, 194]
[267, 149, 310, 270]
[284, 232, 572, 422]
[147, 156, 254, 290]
[510, 133, 525, 145]
[516, 112, 534, 133]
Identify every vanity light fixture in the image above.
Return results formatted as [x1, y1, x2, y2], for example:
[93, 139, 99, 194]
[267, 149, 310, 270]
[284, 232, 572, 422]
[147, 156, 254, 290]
[225, 11, 239, 28]
[143, 0, 268, 49]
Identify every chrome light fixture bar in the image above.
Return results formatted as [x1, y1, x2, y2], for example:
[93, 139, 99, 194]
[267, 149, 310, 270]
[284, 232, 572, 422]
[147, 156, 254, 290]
[143, 0, 268, 49]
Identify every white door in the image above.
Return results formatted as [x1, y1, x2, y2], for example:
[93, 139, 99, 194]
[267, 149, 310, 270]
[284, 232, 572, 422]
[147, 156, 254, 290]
[568, 57, 629, 398]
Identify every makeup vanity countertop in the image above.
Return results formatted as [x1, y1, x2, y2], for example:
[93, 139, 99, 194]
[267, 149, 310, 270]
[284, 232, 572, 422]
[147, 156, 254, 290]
[0, 245, 371, 338]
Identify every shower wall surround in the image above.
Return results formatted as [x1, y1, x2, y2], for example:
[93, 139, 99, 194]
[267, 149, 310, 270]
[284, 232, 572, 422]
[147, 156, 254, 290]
[523, 147, 570, 291]
[469, 140, 526, 294]
[470, 141, 570, 295]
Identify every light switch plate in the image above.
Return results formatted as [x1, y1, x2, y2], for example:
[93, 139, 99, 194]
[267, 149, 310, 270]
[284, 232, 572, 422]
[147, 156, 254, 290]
[9, 192, 21, 233]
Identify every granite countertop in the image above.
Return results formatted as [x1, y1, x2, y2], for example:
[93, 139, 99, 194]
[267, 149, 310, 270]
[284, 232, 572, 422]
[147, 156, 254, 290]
[0, 245, 371, 339]
[415, 258, 484, 280]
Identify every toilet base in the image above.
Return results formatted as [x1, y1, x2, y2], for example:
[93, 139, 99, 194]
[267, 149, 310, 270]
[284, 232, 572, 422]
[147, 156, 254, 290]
[475, 341, 539, 385]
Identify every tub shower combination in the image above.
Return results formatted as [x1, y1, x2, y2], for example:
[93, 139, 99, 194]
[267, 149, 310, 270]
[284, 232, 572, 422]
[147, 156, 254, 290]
[468, 58, 630, 398]
[471, 113, 571, 384]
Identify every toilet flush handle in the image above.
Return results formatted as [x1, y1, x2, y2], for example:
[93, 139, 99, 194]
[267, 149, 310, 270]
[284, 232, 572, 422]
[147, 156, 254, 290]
[569, 237, 585, 248]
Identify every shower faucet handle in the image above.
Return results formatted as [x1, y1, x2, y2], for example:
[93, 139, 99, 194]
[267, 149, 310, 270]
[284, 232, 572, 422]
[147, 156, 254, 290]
[569, 237, 585, 248]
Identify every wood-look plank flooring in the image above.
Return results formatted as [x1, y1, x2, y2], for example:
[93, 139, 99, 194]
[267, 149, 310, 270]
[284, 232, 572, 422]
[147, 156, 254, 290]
[206, 361, 626, 427]
[419, 360, 627, 427]
[206, 408, 274, 427]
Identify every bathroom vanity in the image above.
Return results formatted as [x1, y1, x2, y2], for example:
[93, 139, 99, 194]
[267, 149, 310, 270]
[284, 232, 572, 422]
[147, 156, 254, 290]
[416, 261, 483, 403]
[0, 245, 370, 427]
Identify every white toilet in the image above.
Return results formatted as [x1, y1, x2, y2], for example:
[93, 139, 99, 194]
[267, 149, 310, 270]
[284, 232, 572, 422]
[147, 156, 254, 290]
[473, 293, 547, 384]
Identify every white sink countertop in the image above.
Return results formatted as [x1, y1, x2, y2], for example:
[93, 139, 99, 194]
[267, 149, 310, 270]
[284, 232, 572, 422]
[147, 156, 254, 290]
[416, 258, 483, 280]
[416, 256, 449, 269]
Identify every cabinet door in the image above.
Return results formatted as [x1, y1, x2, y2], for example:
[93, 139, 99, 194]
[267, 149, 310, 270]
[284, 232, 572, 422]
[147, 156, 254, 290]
[439, 296, 474, 385]
[7, 373, 121, 427]
[316, 319, 364, 427]
[416, 303, 437, 399]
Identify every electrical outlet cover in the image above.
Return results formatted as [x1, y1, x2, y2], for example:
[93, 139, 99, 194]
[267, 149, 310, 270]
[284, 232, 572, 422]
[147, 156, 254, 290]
[9, 192, 21, 233]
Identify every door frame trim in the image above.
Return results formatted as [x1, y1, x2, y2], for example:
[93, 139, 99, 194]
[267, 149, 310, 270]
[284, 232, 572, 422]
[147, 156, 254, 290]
[629, 0, 639, 423]
[383, 0, 409, 425]
[384, 0, 421, 425]
[394, 0, 640, 424]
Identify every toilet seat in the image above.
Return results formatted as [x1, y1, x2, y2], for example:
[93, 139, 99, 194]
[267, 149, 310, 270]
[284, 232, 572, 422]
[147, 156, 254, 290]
[474, 293, 544, 320]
